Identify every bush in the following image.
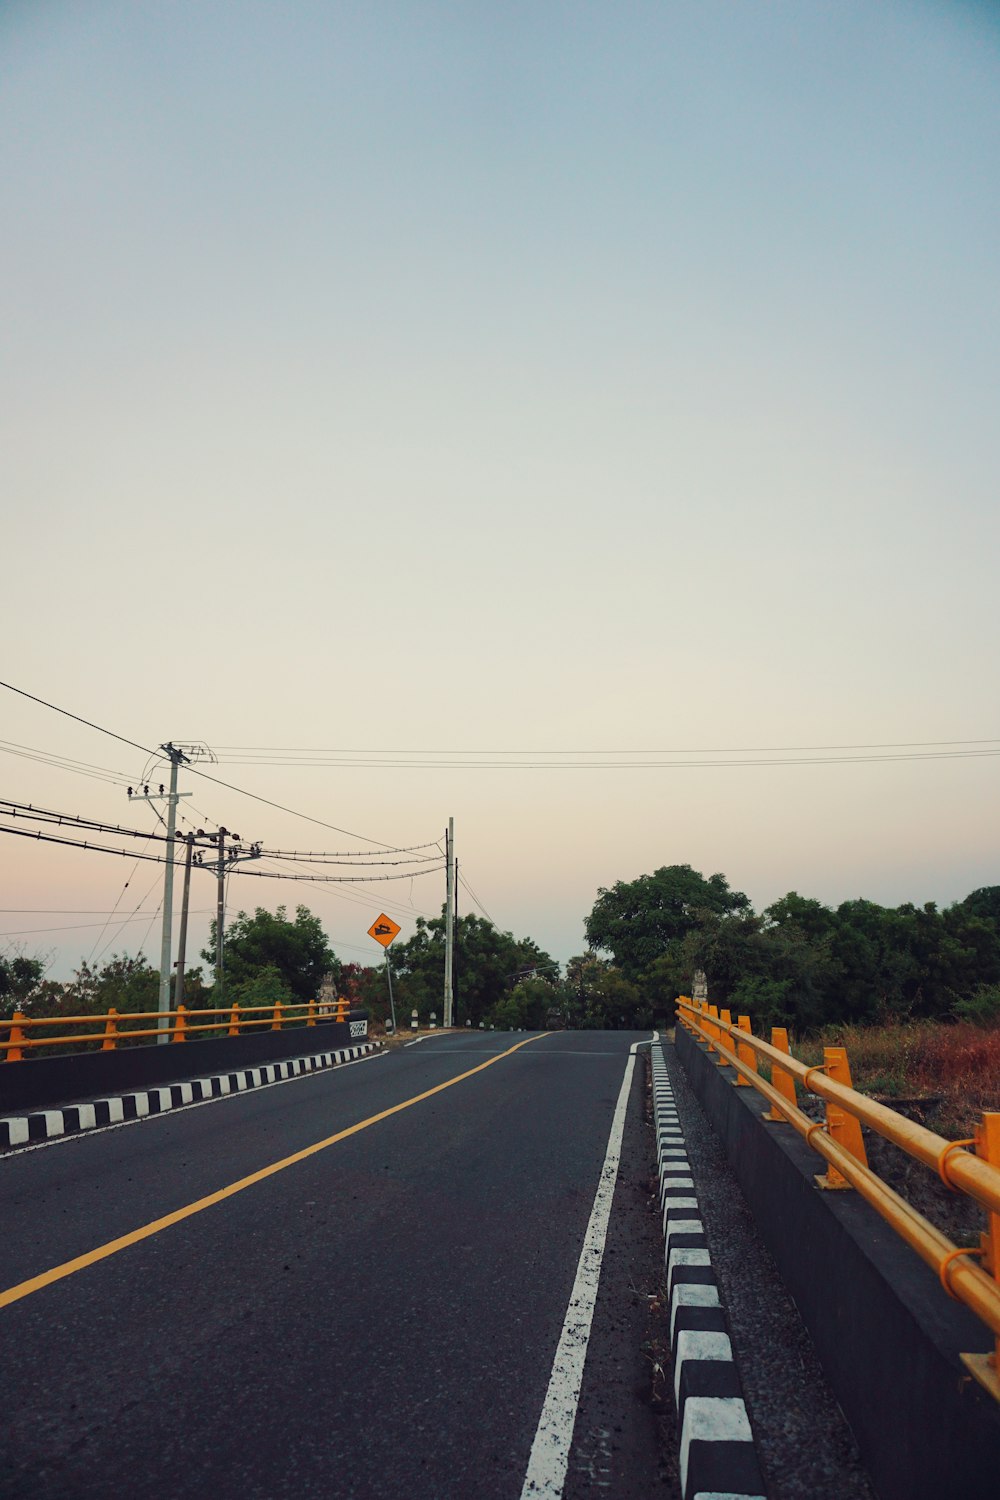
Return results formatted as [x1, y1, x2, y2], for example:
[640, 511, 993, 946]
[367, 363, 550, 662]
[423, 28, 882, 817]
[952, 984, 1000, 1024]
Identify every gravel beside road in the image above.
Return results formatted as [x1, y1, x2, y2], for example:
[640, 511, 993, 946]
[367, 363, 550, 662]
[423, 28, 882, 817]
[661, 1036, 879, 1500]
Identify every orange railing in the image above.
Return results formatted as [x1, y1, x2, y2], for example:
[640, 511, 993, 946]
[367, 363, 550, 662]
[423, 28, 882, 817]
[1, 997, 353, 1059]
[676, 994, 1000, 1405]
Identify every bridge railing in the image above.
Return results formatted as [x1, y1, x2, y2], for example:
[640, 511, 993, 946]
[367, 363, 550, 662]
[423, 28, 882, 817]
[675, 994, 1000, 1405]
[1, 997, 352, 1059]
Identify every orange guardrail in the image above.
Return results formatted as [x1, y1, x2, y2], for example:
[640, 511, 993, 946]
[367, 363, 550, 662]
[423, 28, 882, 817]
[1, 996, 353, 1059]
[675, 994, 1000, 1405]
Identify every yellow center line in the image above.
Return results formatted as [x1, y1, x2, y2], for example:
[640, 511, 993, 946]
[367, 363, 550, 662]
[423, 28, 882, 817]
[1, 1033, 548, 1311]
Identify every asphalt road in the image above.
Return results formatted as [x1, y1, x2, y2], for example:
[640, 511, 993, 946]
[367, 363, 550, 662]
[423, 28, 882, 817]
[0, 1031, 674, 1499]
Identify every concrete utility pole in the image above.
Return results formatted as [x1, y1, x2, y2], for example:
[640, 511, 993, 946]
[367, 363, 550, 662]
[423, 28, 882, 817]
[453, 856, 459, 1026]
[443, 817, 454, 1028]
[215, 827, 227, 997]
[173, 832, 195, 1007]
[158, 747, 184, 1039]
[128, 743, 190, 1043]
[128, 743, 215, 1040]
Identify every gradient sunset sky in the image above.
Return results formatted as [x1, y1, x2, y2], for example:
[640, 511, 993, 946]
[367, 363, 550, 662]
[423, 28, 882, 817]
[3, 1, 999, 980]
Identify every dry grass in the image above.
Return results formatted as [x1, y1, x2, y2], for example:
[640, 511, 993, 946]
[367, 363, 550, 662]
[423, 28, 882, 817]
[795, 1019, 1000, 1138]
[764, 1019, 1000, 1244]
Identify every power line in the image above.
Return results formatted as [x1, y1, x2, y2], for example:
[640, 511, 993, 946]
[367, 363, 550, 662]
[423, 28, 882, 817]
[0, 739, 132, 787]
[0, 801, 441, 868]
[230, 863, 446, 885]
[0, 912, 211, 939]
[203, 748, 1000, 769]
[458, 871, 496, 926]
[0, 679, 436, 851]
[255, 853, 441, 922]
[212, 735, 1000, 755]
[0, 822, 445, 883]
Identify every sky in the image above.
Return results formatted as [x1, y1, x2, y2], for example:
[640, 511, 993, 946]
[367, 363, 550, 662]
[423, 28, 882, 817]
[2, 0, 999, 982]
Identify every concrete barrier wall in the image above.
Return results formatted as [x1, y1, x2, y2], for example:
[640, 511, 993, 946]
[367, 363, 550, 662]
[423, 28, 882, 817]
[675, 1023, 1000, 1500]
[0, 1012, 370, 1114]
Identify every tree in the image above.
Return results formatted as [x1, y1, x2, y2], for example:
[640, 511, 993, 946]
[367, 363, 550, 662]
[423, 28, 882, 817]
[585, 865, 750, 981]
[0, 949, 45, 1020]
[388, 910, 558, 1027]
[202, 905, 338, 1002]
[490, 977, 560, 1031]
[64, 955, 162, 1016]
[956, 887, 1000, 927]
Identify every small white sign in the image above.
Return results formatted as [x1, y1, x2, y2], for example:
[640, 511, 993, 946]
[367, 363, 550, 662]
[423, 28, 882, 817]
[349, 1019, 368, 1039]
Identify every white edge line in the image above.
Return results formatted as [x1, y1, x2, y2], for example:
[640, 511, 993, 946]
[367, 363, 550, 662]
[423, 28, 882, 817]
[518, 1031, 654, 1499]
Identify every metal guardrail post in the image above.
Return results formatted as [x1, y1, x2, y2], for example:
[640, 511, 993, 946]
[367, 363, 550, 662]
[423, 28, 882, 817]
[813, 1046, 869, 1189]
[962, 1112, 1000, 1400]
[307, 998, 316, 1027]
[763, 1027, 797, 1120]
[272, 1001, 283, 1031]
[5, 1010, 26, 1062]
[174, 1005, 187, 1042]
[102, 1008, 118, 1052]
[228, 1001, 240, 1037]
[717, 1008, 733, 1066]
[735, 1015, 757, 1086]
[706, 1004, 719, 1052]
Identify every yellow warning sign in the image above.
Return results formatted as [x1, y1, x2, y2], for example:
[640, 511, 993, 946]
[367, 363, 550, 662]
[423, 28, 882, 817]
[367, 913, 401, 948]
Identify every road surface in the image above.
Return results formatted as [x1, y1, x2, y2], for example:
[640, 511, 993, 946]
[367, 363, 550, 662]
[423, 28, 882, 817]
[1, 1031, 675, 1499]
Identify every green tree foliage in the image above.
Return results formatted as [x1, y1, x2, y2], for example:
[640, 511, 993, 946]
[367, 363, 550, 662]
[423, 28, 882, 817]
[202, 905, 338, 1002]
[0, 949, 45, 1020]
[388, 911, 558, 1027]
[561, 951, 650, 1029]
[585, 865, 751, 981]
[491, 977, 559, 1031]
[599, 872, 1000, 1034]
[62, 955, 162, 1016]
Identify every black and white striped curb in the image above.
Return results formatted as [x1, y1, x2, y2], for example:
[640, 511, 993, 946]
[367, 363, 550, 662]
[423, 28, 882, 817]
[652, 1041, 767, 1500]
[0, 1043, 380, 1150]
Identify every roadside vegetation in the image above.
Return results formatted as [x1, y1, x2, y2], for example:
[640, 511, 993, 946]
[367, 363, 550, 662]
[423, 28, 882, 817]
[795, 1014, 1000, 1137]
[4, 866, 1000, 1088]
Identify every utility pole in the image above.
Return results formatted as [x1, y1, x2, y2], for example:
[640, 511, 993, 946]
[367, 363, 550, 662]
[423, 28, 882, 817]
[443, 816, 454, 1028]
[173, 832, 195, 1007]
[129, 743, 190, 1043]
[203, 829, 261, 1003]
[453, 855, 459, 1026]
[215, 826, 227, 999]
[129, 743, 217, 1041]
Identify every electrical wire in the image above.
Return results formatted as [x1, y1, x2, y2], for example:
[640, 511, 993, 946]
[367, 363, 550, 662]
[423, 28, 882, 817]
[0, 679, 437, 851]
[86, 844, 155, 963]
[135, 899, 162, 960]
[0, 823, 445, 883]
[254, 853, 441, 921]
[458, 871, 496, 926]
[0, 739, 133, 787]
[0, 912, 211, 939]
[207, 748, 1000, 769]
[0, 801, 442, 870]
[90, 869, 165, 967]
[213, 736, 1000, 754]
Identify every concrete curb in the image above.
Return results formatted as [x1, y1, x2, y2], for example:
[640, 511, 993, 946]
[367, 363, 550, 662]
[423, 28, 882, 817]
[0, 1042, 382, 1150]
[652, 1041, 767, 1500]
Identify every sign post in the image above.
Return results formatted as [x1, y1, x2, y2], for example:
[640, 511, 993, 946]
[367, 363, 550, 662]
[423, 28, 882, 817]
[368, 913, 401, 1034]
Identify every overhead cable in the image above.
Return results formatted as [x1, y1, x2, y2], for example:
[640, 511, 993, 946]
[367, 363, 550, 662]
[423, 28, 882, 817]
[0, 679, 435, 851]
